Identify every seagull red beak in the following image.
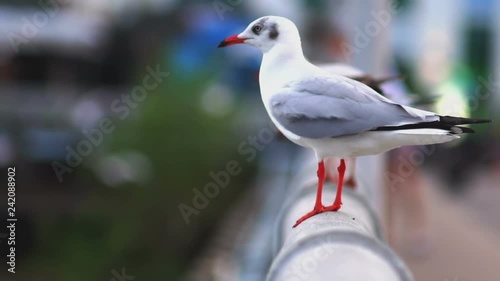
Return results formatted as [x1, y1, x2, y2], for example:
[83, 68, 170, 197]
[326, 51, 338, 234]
[217, 35, 247, 48]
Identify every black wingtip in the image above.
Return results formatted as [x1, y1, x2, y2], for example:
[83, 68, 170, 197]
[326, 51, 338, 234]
[440, 116, 492, 125]
[373, 120, 484, 134]
[477, 118, 492, 123]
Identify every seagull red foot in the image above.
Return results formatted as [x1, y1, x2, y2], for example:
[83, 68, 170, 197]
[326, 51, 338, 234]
[293, 159, 346, 227]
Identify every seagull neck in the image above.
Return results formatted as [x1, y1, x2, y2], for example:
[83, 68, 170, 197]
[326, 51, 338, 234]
[259, 43, 312, 101]
[262, 43, 307, 67]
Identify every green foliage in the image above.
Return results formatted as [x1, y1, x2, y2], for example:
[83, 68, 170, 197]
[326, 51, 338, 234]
[29, 68, 256, 281]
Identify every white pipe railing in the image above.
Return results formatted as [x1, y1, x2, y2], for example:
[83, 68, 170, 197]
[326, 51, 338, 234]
[266, 155, 414, 281]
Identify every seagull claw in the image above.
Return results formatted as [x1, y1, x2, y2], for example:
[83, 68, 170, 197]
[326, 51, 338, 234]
[293, 203, 343, 228]
[293, 207, 325, 228]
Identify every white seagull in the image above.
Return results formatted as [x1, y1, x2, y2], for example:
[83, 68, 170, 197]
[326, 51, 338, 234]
[218, 16, 491, 227]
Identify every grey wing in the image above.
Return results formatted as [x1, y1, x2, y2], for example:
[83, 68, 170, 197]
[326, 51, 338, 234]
[270, 76, 438, 139]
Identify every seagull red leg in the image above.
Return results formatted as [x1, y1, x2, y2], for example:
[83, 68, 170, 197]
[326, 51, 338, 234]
[293, 160, 326, 227]
[325, 159, 346, 211]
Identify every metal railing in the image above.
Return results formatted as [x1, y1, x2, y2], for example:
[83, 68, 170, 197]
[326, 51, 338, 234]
[265, 153, 414, 281]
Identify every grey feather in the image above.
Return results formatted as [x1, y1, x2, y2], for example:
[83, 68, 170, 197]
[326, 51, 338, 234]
[270, 75, 438, 139]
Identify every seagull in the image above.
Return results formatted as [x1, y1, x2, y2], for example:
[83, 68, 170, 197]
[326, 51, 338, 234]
[218, 16, 491, 227]
[276, 63, 400, 187]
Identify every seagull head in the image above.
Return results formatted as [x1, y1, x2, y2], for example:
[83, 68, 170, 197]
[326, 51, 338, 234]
[218, 16, 301, 53]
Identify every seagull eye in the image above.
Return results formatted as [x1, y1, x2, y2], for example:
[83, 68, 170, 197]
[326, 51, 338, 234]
[252, 25, 262, 34]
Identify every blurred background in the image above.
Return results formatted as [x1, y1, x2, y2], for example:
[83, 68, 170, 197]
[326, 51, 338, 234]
[0, 0, 498, 280]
